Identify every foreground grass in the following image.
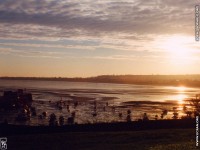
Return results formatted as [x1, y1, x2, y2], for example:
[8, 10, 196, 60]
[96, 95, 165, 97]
[7, 129, 198, 150]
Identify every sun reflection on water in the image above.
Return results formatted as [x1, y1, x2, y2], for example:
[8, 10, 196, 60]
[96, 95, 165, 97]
[177, 86, 186, 92]
[176, 86, 187, 105]
[177, 94, 187, 105]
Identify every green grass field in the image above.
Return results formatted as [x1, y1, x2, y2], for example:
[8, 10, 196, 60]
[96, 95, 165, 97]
[6, 129, 198, 150]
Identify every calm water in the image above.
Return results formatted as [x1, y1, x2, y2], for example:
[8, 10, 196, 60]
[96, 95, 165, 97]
[0, 79, 199, 125]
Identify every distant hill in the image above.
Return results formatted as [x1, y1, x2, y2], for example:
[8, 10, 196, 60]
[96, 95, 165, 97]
[1, 75, 200, 87]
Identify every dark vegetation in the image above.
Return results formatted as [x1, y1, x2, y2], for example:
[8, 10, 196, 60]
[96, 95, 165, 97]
[0, 119, 195, 136]
[1, 75, 200, 87]
[4, 129, 198, 150]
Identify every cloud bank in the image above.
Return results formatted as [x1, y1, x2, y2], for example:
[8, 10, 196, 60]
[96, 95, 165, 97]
[0, 0, 195, 40]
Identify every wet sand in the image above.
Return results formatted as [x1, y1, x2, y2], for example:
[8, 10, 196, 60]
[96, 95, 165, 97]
[0, 80, 199, 126]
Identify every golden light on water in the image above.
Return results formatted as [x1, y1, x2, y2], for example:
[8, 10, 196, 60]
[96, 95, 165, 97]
[177, 94, 187, 105]
[176, 86, 187, 104]
[177, 86, 186, 92]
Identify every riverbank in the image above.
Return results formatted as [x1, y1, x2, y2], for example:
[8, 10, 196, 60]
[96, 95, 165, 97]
[1, 74, 200, 88]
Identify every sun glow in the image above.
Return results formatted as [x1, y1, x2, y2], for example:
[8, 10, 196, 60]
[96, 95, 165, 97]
[161, 35, 193, 64]
[177, 86, 186, 92]
[177, 94, 187, 104]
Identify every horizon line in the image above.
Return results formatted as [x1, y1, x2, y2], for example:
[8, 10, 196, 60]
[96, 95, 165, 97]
[1, 74, 200, 79]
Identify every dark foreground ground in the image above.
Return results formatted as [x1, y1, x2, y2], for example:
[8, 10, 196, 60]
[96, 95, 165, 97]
[5, 129, 198, 150]
[0, 119, 198, 150]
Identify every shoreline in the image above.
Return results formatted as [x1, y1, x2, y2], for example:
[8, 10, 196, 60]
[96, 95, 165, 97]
[1, 76, 200, 88]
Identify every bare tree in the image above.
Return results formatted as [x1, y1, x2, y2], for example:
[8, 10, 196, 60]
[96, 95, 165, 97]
[184, 94, 200, 117]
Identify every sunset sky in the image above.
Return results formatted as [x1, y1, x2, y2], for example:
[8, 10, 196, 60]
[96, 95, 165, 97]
[0, 0, 200, 77]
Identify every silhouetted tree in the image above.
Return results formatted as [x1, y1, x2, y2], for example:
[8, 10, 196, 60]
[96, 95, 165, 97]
[155, 115, 158, 120]
[49, 113, 57, 126]
[59, 115, 64, 126]
[126, 109, 132, 122]
[184, 94, 200, 117]
[161, 109, 168, 119]
[143, 113, 149, 121]
[172, 107, 178, 119]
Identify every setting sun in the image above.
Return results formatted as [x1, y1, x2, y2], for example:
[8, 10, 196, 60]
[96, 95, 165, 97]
[161, 35, 194, 65]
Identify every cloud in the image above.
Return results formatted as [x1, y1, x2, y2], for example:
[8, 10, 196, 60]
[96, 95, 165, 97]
[0, 0, 197, 62]
[0, 47, 13, 54]
[0, 42, 97, 51]
[0, 45, 62, 59]
[0, 0, 195, 41]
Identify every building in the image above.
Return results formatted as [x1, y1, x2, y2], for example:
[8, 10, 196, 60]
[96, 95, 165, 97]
[0, 89, 32, 110]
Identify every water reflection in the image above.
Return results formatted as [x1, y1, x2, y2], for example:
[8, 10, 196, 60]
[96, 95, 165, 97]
[0, 81, 200, 125]
[176, 86, 187, 105]
[177, 86, 186, 92]
[177, 94, 187, 104]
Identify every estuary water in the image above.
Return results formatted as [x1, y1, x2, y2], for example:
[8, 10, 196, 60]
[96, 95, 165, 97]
[0, 79, 199, 125]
